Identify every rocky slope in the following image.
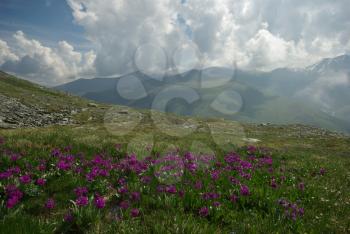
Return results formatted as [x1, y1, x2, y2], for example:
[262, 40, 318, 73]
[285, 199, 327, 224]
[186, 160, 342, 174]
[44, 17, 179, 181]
[0, 94, 75, 128]
[0, 71, 108, 129]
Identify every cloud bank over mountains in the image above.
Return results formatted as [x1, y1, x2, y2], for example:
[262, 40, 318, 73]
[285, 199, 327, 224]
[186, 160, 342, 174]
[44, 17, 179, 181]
[1, 0, 350, 85]
[0, 31, 95, 85]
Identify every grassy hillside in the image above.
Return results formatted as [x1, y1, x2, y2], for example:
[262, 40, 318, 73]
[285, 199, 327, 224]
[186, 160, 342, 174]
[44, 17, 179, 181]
[1, 72, 350, 233]
[0, 71, 89, 112]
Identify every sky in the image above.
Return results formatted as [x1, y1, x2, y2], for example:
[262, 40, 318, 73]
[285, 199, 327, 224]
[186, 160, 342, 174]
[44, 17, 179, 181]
[0, 0, 350, 86]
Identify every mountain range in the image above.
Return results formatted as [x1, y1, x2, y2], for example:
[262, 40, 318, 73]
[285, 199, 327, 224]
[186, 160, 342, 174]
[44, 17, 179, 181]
[55, 54, 350, 133]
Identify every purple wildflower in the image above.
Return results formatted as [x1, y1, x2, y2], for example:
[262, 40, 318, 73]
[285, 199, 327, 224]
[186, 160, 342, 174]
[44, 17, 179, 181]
[140, 175, 151, 184]
[298, 182, 305, 191]
[0, 171, 12, 180]
[74, 187, 88, 197]
[85, 173, 95, 182]
[247, 145, 257, 154]
[229, 176, 240, 185]
[280, 175, 286, 182]
[156, 185, 166, 193]
[74, 167, 83, 175]
[298, 207, 305, 216]
[119, 200, 130, 210]
[320, 168, 326, 176]
[240, 185, 250, 196]
[241, 173, 252, 180]
[19, 174, 31, 184]
[194, 180, 203, 190]
[270, 178, 277, 189]
[64, 145, 73, 152]
[57, 160, 71, 171]
[5, 185, 23, 208]
[36, 178, 46, 186]
[8, 166, 21, 174]
[130, 192, 141, 201]
[94, 195, 106, 209]
[165, 185, 177, 194]
[186, 162, 198, 172]
[76, 196, 89, 207]
[118, 186, 128, 194]
[38, 163, 46, 171]
[199, 206, 209, 217]
[178, 190, 185, 198]
[7, 196, 20, 208]
[240, 161, 253, 169]
[202, 192, 220, 200]
[259, 157, 273, 166]
[213, 201, 221, 207]
[118, 178, 127, 185]
[64, 212, 74, 222]
[51, 148, 61, 157]
[210, 170, 220, 180]
[130, 208, 140, 217]
[277, 198, 304, 220]
[5, 184, 17, 194]
[230, 194, 238, 203]
[224, 153, 240, 164]
[10, 154, 20, 161]
[45, 198, 55, 209]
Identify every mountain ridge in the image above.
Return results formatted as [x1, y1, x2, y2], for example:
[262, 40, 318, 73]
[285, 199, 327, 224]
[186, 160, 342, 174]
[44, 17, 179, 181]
[55, 54, 350, 133]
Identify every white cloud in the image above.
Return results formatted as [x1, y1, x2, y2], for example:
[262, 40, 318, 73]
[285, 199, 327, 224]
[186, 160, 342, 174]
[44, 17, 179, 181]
[0, 39, 18, 64]
[65, 0, 350, 76]
[0, 31, 96, 86]
[1, 0, 350, 84]
[67, 0, 184, 76]
[244, 28, 310, 71]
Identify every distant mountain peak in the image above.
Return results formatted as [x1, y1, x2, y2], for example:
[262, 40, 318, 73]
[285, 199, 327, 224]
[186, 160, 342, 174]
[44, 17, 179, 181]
[306, 54, 350, 74]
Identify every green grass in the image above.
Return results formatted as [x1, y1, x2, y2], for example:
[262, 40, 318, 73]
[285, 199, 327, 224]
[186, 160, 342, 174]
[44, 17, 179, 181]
[0, 71, 87, 112]
[1, 71, 350, 233]
[1, 122, 349, 233]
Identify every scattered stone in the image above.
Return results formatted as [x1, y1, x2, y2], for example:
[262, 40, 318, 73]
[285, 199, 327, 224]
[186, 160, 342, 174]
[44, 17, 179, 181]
[118, 110, 129, 115]
[88, 103, 98, 107]
[243, 138, 261, 143]
[71, 109, 78, 115]
[0, 94, 76, 129]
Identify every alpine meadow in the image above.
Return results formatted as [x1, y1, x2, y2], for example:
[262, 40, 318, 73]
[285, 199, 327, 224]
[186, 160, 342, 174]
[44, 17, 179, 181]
[0, 1, 350, 233]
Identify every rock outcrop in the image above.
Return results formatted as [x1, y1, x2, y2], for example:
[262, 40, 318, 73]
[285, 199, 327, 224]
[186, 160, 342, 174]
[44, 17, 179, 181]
[0, 94, 76, 129]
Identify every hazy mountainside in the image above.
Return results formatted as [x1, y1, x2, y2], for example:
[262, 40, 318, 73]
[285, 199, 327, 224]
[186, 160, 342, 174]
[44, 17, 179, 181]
[55, 55, 350, 133]
[55, 77, 118, 96]
[240, 55, 350, 121]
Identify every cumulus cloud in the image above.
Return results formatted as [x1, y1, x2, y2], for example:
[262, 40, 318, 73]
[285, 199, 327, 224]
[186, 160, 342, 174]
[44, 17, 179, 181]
[67, 0, 184, 76]
[0, 39, 18, 65]
[1, 0, 350, 84]
[244, 27, 309, 70]
[0, 31, 96, 86]
[65, 0, 350, 76]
